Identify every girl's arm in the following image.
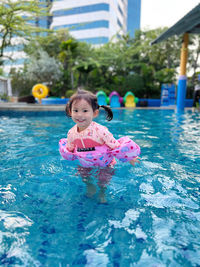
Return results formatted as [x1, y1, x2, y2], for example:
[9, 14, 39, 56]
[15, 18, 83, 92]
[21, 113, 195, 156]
[99, 126, 120, 149]
[66, 130, 75, 152]
[129, 157, 140, 166]
[100, 126, 140, 166]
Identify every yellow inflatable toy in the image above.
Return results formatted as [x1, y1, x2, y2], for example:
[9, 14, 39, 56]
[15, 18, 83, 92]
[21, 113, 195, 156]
[124, 91, 139, 107]
[32, 84, 49, 101]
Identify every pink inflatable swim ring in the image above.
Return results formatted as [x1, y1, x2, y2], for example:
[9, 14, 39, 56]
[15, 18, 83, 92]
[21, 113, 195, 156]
[59, 136, 141, 167]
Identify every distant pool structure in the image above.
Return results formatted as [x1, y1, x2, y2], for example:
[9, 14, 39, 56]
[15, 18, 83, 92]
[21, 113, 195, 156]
[40, 97, 193, 107]
[41, 97, 69, 105]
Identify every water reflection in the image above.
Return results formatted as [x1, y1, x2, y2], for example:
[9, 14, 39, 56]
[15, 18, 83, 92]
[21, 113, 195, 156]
[0, 110, 200, 266]
[77, 166, 115, 203]
[0, 210, 39, 266]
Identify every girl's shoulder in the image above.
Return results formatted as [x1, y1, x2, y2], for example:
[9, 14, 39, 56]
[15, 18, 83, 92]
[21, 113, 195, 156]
[92, 121, 109, 133]
[67, 125, 77, 135]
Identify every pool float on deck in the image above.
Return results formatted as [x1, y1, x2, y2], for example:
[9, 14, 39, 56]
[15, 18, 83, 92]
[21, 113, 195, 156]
[32, 84, 49, 103]
[109, 91, 123, 108]
[124, 91, 138, 107]
[96, 91, 109, 106]
[59, 136, 141, 167]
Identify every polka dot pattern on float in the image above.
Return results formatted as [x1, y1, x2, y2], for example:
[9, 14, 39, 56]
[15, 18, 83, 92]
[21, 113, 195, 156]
[59, 136, 141, 167]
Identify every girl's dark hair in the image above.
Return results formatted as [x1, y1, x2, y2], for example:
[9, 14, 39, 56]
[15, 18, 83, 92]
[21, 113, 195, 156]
[65, 89, 113, 121]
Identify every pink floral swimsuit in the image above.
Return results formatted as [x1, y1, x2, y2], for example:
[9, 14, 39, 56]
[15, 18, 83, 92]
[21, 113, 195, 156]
[59, 121, 141, 167]
[66, 121, 120, 152]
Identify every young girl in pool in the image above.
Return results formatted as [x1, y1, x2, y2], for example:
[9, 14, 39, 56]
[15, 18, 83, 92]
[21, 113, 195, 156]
[59, 89, 140, 202]
[59, 89, 140, 168]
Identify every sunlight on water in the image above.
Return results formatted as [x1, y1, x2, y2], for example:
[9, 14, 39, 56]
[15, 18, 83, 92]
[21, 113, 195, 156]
[0, 109, 200, 266]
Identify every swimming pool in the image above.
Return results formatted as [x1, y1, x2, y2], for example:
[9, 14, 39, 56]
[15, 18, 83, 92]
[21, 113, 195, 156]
[0, 109, 200, 266]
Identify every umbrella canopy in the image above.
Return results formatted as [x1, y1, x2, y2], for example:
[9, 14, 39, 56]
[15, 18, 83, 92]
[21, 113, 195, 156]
[151, 3, 200, 45]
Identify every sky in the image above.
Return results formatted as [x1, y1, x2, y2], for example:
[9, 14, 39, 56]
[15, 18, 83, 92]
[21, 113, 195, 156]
[140, 0, 200, 30]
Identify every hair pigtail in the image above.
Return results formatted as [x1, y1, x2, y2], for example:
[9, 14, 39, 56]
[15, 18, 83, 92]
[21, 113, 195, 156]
[65, 102, 71, 117]
[101, 105, 113, 121]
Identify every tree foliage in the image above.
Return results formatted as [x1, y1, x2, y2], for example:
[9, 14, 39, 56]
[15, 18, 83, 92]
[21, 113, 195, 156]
[0, 0, 49, 61]
[9, 27, 200, 99]
[10, 67, 37, 97]
[26, 49, 63, 85]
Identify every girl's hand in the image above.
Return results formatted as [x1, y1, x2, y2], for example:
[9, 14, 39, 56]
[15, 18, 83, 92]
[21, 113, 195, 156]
[129, 157, 140, 166]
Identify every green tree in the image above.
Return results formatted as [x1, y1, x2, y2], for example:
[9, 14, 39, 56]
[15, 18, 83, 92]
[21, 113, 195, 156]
[134, 28, 181, 70]
[187, 35, 200, 91]
[0, 0, 49, 61]
[122, 29, 181, 97]
[26, 49, 63, 87]
[24, 30, 74, 96]
[59, 39, 94, 91]
[24, 29, 72, 59]
[10, 67, 37, 96]
[9, 26, 200, 99]
[59, 38, 79, 89]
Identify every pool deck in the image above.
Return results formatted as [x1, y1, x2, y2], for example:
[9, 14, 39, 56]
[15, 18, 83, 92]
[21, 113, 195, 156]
[0, 102, 66, 111]
[0, 102, 193, 111]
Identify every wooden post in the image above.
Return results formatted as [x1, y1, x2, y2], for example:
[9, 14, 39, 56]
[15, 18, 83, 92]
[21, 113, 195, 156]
[177, 33, 189, 112]
[180, 33, 189, 76]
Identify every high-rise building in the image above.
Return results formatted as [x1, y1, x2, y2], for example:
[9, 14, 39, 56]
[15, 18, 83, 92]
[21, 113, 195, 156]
[2, 0, 141, 74]
[127, 0, 141, 37]
[50, 0, 128, 45]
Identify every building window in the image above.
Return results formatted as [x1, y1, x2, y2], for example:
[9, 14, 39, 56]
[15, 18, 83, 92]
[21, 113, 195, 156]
[117, 19, 123, 28]
[118, 4, 123, 16]
[78, 37, 109, 44]
[53, 20, 109, 31]
[53, 3, 109, 17]
[4, 58, 27, 66]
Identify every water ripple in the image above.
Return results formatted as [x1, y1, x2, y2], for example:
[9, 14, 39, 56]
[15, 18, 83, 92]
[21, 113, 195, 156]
[0, 110, 200, 266]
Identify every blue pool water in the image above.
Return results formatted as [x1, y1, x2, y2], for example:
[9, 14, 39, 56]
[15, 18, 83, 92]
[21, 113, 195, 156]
[0, 109, 200, 266]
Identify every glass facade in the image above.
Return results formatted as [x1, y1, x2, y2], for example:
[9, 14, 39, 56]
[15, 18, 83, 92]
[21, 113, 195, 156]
[4, 58, 27, 65]
[78, 37, 109, 44]
[50, 1, 128, 44]
[127, 0, 141, 37]
[52, 3, 109, 17]
[53, 20, 109, 31]
[2, 0, 141, 73]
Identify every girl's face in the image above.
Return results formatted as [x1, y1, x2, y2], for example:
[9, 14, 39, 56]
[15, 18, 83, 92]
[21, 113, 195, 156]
[70, 99, 99, 132]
